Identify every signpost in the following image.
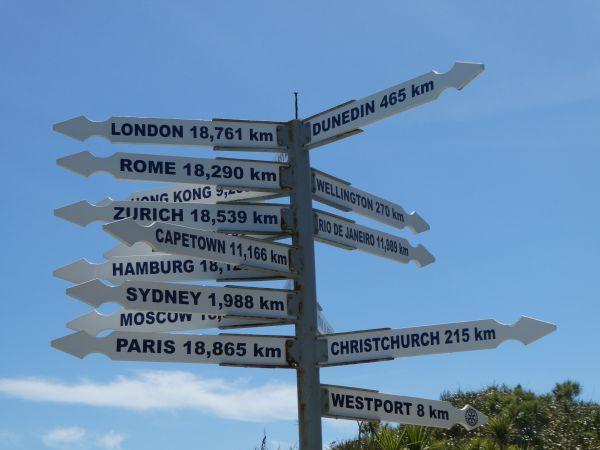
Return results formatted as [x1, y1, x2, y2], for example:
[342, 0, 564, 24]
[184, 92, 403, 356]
[66, 279, 294, 320]
[322, 317, 556, 366]
[102, 219, 293, 275]
[55, 200, 287, 234]
[322, 385, 487, 430]
[54, 254, 283, 284]
[58, 151, 284, 191]
[54, 115, 286, 149]
[67, 308, 286, 336]
[52, 62, 558, 450]
[52, 331, 290, 367]
[314, 211, 435, 267]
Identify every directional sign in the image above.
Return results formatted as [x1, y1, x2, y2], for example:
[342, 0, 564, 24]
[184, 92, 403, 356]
[57, 151, 284, 191]
[67, 308, 286, 336]
[321, 317, 556, 366]
[55, 200, 287, 234]
[54, 254, 283, 284]
[104, 242, 159, 258]
[127, 183, 282, 204]
[312, 169, 428, 234]
[52, 331, 291, 367]
[314, 211, 434, 267]
[54, 115, 285, 149]
[304, 62, 484, 146]
[322, 385, 487, 430]
[103, 219, 293, 275]
[67, 279, 294, 320]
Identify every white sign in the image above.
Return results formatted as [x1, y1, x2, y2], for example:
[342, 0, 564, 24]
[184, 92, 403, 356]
[66, 279, 294, 320]
[54, 254, 283, 284]
[304, 62, 484, 145]
[51, 331, 290, 367]
[322, 317, 556, 366]
[104, 242, 159, 258]
[103, 219, 293, 275]
[55, 200, 286, 234]
[54, 115, 285, 149]
[312, 169, 429, 233]
[314, 211, 434, 267]
[127, 183, 281, 204]
[67, 308, 286, 336]
[57, 151, 284, 191]
[322, 385, 487, 430]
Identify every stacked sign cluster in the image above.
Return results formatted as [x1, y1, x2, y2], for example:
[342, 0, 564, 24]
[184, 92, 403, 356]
[52, 62, 556, 441]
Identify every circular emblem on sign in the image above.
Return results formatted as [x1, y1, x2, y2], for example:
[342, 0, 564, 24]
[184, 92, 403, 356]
[465, 408, 479, 427]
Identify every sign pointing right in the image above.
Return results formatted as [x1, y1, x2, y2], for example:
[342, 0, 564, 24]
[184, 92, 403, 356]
[304, 62, 484, 146]
[322, 385, 487, 430]
[322, 317, 556, 366]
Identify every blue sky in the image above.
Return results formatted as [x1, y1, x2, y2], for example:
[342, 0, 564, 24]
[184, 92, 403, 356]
[1, 1, 599, 449]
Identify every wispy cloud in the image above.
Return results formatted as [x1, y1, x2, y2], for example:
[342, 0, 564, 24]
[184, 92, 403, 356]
[40, 427, 126, 450]
[95, 431, 126, 450]
[42, 427, 86, 449]
[0, 371, 297, 422]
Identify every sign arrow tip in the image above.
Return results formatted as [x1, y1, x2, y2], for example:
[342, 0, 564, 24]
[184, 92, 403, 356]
[57, 151, 98, 177]
[67, 311, 106, 336]
[54, 201, 95, 226]
[513, 316, 557, 345]
[51, 331, 96, 359]
[66, 279, 112, 307]
[408, 212, 430, 234]
[53, 259, 95, 283]
[53, 116, 93, 141]
[414, 244, 435, 267]
[448, 62, 485, 90]
[460, 405, 488, 430]
[103, 218, 144, 247]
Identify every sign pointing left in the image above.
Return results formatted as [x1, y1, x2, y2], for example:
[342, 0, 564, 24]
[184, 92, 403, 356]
[52, 331, 291, 367]
[57, 151, 284, 191]
[67, 308, 286, 336]
[53, 116, 285, 150]
[103, 219, 293, 275]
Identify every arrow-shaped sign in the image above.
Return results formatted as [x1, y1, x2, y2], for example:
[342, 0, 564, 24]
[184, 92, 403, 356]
[66, 279, 294, 320]
[57, 151, 284, 191]
[103, 219, 294, 275]
[322, 385, 487, 431]
[103, 242, 159, 258]
[312, 169, 429, 234]
[304, 62, 484, 146]
[55, 200, 287, 234]
[53, 115, 285, 149]
[314, 211, 434, 267]
[54, 254, 284, 284]
[321, 317, 556, 366]
[127, 183, 282, 204]
[67, 308, 287, 336]
[51, 331, 291, 367]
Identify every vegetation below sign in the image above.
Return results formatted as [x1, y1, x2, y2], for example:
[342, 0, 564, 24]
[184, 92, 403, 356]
[327, 380, 599, 449]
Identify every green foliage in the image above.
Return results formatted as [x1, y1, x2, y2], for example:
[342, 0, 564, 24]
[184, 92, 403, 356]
[328, 381, 600, 449]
